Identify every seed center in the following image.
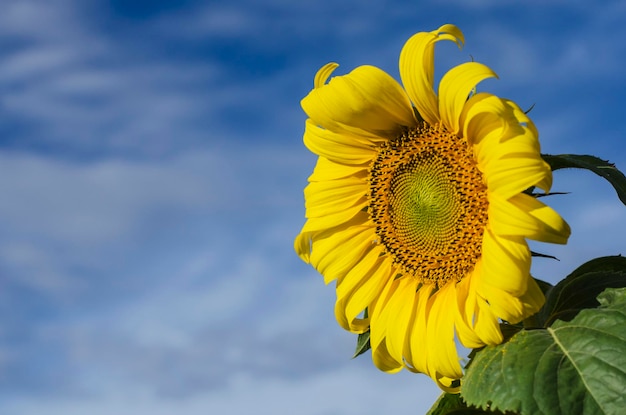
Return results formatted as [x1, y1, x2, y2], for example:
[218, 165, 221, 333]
[368, 122, 488, 286]
[390, 155, 461, 253]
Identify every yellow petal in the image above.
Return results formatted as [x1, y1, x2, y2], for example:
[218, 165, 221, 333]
[300, 204, 368, 234]
[369, 275, 400, 354]
[453, 275, 484, 349]
[462, 94, 550, 195]
[308, 157, 368, 182]
[310, 225, 377, 284]
[462, 95, 543, 183]
[304, 176, 367, 218]
[477, 130, 542, 166]
[335, 248, 390, 333]
[372, 339, 403, 373]
[484, 155, 552, 198]
[518, 277, 546, 317]
[510, 193, 570, 243]
[461, 92, 505, 146]
[335, 245, 385, 297]
[473, 293, 504, 344]
[477, 284, 523, 323]
[481, 229, 530, 295]
[438, 62, 497, 134]
[302, 65, 416, 136]
[399, 24, 464, 125]
[489, 193, 571, 244]
[303, 119, 377, 164]
[502, 98, 539, 139]
[436, 375, 461, 394]
[478, 280, 543, 324]
[454, 262, 504, 347]
[295, 209, 369, 262]
[380, 277, 418, 364]
[425, 283, 463, 381]
[314, 62, 339, 88]
[407, 285, 433, 374]
[370, 277, 404, 373]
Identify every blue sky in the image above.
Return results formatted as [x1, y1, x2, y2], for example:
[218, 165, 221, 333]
[0, 0, 625, 414]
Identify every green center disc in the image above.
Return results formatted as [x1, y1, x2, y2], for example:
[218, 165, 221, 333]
[368, 121, 489, 285]
[389, 155, 460, 254]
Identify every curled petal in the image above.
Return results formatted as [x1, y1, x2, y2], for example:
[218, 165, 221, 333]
[473, 294, 504, 344]
[454, 274, 483, 348]
[314, 62, 339, 88]
[399, 24, 464, 125]
[372, 339, 403, 373]
[485, 154, 552, 198]
[478, 277, 545, 324]
[335, 249, 391, 332]
[304, 176, 367, 218]
[439, 62, 497, 134]
[455, 262, 504, 347]
[309, 224, 376, 284]
[302, 65, 416, 136]
[303, 119, 377, 165]
[489, 193, 571, 244]
[295, 209, 369, 262]
[308, 157, 368, 182]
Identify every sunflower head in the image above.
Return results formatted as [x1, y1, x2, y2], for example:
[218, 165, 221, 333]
[295, 24, 570, 392]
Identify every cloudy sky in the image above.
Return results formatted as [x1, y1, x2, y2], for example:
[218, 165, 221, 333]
[0, 0, 624, 414]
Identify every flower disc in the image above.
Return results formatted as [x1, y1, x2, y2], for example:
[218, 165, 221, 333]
[369, 122, 489, 286]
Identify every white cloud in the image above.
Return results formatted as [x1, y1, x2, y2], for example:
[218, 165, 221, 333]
[0, 0, 82, 40]
[484, 5, 625, 84]
[0, 1, 624, 414]
[1, 363, 441, 415]
[149, 4, 261, 39]
[0, 142, 323, 406]
[0, 141, 313, 298]
[0, 153, 206, 244]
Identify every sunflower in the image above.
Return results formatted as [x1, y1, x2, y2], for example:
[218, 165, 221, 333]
[294, 24, 570, 392]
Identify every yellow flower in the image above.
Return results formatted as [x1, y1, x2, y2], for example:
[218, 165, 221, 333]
[294, 24, 570, 392]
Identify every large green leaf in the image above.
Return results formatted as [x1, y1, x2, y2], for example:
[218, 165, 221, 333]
[427, 393, 465, 415]
[427, 393, 503, 415]
[461, 288, 626, 415]
[536, 256, 626, 327]
[542, 154, 626, 205]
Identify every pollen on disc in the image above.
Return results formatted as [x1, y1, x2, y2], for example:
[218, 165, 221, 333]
[368, 122, 489, 286]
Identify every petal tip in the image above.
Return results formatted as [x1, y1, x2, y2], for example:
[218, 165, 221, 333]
[314, 62, 339, 89]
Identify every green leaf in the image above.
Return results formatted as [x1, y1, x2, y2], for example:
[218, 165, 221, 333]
[536, 256, 626, 327]
[462, 287, 626, 415]
[427, 393, 465, 415]
[556, 255, 626, 277]
[352, 330, 370, 358]
[353, 308, 371, 358]
[427, 393, 504, 415]
[533, 277, 553, 297]
[542, 154, 626, 205]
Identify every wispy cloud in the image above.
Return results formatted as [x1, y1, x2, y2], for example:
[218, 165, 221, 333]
[2, 364, 440, 415]
[0, 140, 322, 405]
[0, 0, 624, 413]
